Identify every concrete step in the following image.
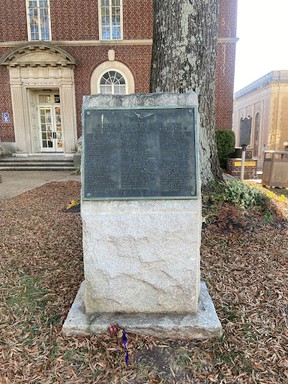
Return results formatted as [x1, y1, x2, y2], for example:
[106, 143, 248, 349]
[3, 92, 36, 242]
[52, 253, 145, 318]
[0, 166, 76, 171]
[0, 156, 76, 171]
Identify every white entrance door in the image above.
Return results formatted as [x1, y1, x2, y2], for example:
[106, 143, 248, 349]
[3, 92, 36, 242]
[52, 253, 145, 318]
[38, 93, 63, 152]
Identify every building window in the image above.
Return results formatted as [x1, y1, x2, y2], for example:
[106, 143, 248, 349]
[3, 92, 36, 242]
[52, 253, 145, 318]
[27, 0, 51, 41]
[99, 71, 127, 95]
[91, 61, 135, 95]
[253, 113, 260, 156]
[99, 0, 122, 40]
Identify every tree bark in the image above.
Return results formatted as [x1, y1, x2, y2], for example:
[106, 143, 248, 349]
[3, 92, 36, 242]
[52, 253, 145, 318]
[150, 0, 222, 187]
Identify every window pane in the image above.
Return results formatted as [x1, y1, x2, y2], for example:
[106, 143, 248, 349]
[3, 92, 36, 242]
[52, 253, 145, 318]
[113, 85, 126, 95]
[103, 72, 110, 81]
[27, 0, 50, 41]
[40, 8, 48, 20]
[112, 16, 120, 26]
[100, 0, 122, 40]
[112, 6, 120, 17]
[40, 8, 50, 40]
[102, 7, 110, 17]
[102, 15, 110, 24]
[119, 87, 126, 95]
[112, 26, 121, 39]
[119, 76, 125, 84]
[102, 28, 110, 40]
[100, 85, 113, 95]
[39, 94, 51, 103]
[100, 71, 126, 95]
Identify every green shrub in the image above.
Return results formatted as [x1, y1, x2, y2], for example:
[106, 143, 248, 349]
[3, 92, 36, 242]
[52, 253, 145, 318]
[221, 180, 267, 210]
[216, 130, 235, 169]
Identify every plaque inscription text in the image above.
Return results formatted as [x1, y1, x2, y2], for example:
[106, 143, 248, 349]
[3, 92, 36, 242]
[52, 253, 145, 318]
[83, 107, 197, 199]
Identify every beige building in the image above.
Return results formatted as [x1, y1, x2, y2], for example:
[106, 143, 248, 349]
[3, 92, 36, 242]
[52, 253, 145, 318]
[233, 70, 288, 168]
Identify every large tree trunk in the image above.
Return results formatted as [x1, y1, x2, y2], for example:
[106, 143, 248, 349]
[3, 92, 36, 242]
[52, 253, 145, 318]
[150, 0, 222, 187]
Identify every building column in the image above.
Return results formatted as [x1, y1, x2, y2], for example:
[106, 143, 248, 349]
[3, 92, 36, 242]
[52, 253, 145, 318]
[60, 82, 78, 153]
[10, 79, 30, 153]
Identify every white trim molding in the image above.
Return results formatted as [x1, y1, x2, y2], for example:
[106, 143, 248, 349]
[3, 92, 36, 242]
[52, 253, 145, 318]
[0, 40, 153, 48]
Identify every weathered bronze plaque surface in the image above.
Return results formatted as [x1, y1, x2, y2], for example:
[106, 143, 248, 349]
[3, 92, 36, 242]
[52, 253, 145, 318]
[83, 107, 197, 199]
[240, 117, 252, 146]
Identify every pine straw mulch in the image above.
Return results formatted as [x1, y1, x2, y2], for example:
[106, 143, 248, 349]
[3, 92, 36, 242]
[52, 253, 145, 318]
[0, 181, 287, 384]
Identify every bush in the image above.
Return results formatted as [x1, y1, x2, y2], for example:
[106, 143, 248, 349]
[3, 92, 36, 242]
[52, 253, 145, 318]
[216, 130, 235, 169]
[222, 180, 267, 210]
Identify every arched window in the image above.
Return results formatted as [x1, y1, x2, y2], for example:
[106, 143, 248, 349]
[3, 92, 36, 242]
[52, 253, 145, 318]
[90, 61, 135, 95]
[253, 112, 260, 157]
[99, 70, 126, 95]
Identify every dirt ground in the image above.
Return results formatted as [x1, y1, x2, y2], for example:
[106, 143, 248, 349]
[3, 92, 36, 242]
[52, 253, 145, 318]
[0, 181, 287, 383]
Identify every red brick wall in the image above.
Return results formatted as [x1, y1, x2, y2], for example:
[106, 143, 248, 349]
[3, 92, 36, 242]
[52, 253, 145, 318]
[215, 0, 238, 130]
[123, 0, 153, 39]
[0, 0, 237, 143]
[51, 0, 153, 41]
[51, 1, 99, 41]
[0, 0, 27, 41]
[218, 0, 238, 38]
[0, 0, 153, 42]
[62, 45, 152, 137]
[0, 43, 152, 141]
[227, 158, 257, 179]
[215, 42, 237, 130]
[0, 0, 153, 142]
[0, 48, 14, 142]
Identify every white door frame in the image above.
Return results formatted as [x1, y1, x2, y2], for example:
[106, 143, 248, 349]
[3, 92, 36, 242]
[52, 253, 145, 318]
[3, 44, 77, 155]
[36, 91, 64, 153]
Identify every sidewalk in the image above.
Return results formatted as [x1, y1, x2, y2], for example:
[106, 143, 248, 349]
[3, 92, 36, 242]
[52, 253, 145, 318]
[0, 170, 81, 200]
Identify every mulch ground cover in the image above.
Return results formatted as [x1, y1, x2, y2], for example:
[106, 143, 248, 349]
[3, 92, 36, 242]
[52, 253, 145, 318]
[0, 181, 287, 383]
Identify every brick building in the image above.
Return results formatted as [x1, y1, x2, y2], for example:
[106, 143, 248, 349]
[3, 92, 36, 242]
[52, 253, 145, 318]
[0, 0, 237, 157]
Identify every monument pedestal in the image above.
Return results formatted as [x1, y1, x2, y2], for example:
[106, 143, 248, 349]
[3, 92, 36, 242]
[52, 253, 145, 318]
[63, 92, 222, 339]
[82, 199, 201, 315]
[63, 281, 222, 339]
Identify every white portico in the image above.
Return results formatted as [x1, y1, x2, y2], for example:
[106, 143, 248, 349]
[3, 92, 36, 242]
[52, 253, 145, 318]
[0, 43, 77, 156]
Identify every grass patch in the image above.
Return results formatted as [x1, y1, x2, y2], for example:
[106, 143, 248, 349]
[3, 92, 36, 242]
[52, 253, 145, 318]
[6, 274, 49, 313]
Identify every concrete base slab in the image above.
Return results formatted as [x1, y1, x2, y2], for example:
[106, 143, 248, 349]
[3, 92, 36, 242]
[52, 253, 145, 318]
[62, 281, 222, 339]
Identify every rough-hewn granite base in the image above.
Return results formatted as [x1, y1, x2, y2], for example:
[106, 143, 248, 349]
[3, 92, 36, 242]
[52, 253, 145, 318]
[82, 199, 202, 315]
[62, 281, 222, 339]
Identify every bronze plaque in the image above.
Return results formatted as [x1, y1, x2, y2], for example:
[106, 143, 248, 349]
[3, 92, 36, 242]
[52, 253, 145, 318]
[83, 107, 197, 199]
